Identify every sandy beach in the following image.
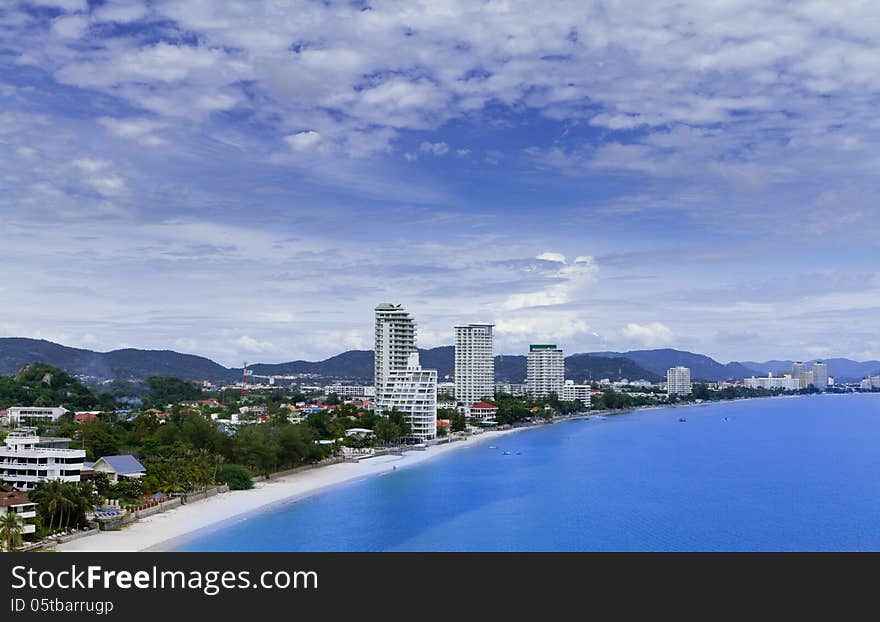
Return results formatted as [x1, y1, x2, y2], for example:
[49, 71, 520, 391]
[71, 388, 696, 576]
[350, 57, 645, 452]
[57, 425, 534, 552]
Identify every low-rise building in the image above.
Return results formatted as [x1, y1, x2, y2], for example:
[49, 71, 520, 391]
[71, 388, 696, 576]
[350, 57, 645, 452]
[0, 490, 37, 538]
[561, 380, 592, 406]
[744, 374, 801, 391]
[6, 406, 69, 426]
[91, 455, 146, 483]
[860, 375, 880, 390]
[467, 402, 498, 424]
[0, 430, 85, 491]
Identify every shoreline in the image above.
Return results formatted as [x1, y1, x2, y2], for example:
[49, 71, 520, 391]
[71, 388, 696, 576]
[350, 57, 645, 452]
[56, 423, 535, 552]
[56, 392, 842, 552]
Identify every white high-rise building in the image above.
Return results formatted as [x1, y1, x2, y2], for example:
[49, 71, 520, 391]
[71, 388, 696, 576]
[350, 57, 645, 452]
[0, 430, 85, 491]
[527, 345, 565, 398]
[811, 362, 828, 390]
[454, 324, 495, 407]
[376, 353, 437, 441]
[791, 362, 809, 388]
[374, 303, 417, 389]
[667, 366, 692, 396]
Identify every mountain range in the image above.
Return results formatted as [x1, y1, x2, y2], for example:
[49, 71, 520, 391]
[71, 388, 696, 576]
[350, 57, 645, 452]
[1, 338, 877, 384]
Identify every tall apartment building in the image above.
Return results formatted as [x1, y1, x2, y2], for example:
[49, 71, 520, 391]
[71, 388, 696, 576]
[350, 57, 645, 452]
[527, 345, 565, 398]
[454, 324, 495, 407]
[811, 362, 828, 390]
[666, 366, 692, 396]
[374, 303, 417, 389]
[375, 353, 437, 441]
[791, 362, 810, 388]
[0, 430, 85, 491]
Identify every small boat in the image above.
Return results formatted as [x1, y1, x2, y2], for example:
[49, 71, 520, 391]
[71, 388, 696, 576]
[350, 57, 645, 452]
[502, 451, 511, 455]
[489, 445, 498, 449]
[515, 452, 522, 455]
[678, 417, 687, 422]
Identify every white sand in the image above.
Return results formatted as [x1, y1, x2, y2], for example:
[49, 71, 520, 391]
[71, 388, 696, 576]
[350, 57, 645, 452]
[57, 425, 535, 552]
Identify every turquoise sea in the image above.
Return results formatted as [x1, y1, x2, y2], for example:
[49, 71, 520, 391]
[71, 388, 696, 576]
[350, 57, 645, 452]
[175, 393, 880, 551]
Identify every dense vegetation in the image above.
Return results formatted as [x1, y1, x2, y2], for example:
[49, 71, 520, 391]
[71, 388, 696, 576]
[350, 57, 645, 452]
[0, 364, 106, 410]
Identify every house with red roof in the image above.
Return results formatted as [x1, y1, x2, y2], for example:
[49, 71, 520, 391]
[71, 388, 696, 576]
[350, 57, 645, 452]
[468, 402, 498, 424]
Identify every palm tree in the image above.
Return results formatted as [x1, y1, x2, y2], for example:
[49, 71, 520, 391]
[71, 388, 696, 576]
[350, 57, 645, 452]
[0, 511, 23, 551]
[30, 480, 72, 533]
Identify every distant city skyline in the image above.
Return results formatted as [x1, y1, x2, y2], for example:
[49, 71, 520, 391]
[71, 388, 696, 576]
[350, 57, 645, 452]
[2, 2, 878, 366]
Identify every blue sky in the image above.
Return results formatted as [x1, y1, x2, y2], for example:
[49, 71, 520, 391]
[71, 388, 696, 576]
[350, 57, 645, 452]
[1, 0, 878, 365]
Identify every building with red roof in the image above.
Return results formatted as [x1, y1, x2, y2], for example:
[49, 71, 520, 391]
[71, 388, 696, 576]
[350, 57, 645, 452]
[468, 402, 498, 424]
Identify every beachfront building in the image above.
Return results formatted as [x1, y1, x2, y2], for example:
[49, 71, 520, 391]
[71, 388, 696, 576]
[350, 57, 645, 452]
[561, 380, 592, 407]
[811, 362, 828, 390]
[90, 455, 146, 484]
[468, 401, 498, 424]
[791, 362, 811, 388]
[0, 430, 85, 491]
[666, 366, 692, 396]
[744, 374, 802, 391]
[5, 406, 69, 426]
[374, 303, 417, 389]
[454, 324, 495, 409]
[527, 345, 565, 398]
[860, 376, 880, 390]
[0, 490, 37, 539]
[375, 352, 437, 441]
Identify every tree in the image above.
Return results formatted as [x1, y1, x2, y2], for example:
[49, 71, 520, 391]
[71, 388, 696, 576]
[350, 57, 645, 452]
[386, 409, 412, 438]
[0, 511, 23, 551]
[217, 465, 254, 490]
[373, 418, 401, 444]
[450, 410, 467, 432]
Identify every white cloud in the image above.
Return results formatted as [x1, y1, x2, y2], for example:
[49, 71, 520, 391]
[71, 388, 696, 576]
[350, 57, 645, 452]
[72, 158, 111, 173]
[235, 335, 279, 354]
[420, 141, 449, 156]
[500, 253, 599, 311]
[51, 15, 88, 39]
[92, 1, 149, 24]
[85, 176, 126, 196]
[285, 131, 322, 152]
[98, 117, 165, 146]
[536, 252, 566, 263]
[621, 322, 675, 347]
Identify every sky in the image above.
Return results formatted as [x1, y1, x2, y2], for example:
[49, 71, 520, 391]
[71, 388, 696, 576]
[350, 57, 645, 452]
[1, 0, 879, 366]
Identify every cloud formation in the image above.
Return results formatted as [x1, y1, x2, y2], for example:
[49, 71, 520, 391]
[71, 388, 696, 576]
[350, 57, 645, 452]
[0, 1, 878, 363]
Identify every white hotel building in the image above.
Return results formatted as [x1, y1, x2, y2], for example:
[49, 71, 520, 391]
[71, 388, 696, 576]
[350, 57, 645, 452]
[561, 380, 592, 407]
[4, 406, 69, 426]
[374, 303, 417, 389]
[0, 430, 85, 491]
[375, 353, 437, 441]
[454, 323, 495, 408]
[666, 366, 692, 396]
[744, 374, 802, 391]
[527, 345, 565, 398]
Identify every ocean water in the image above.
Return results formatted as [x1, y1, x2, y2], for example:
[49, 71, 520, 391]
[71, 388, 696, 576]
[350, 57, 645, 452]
[176, 393, 880, 551]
